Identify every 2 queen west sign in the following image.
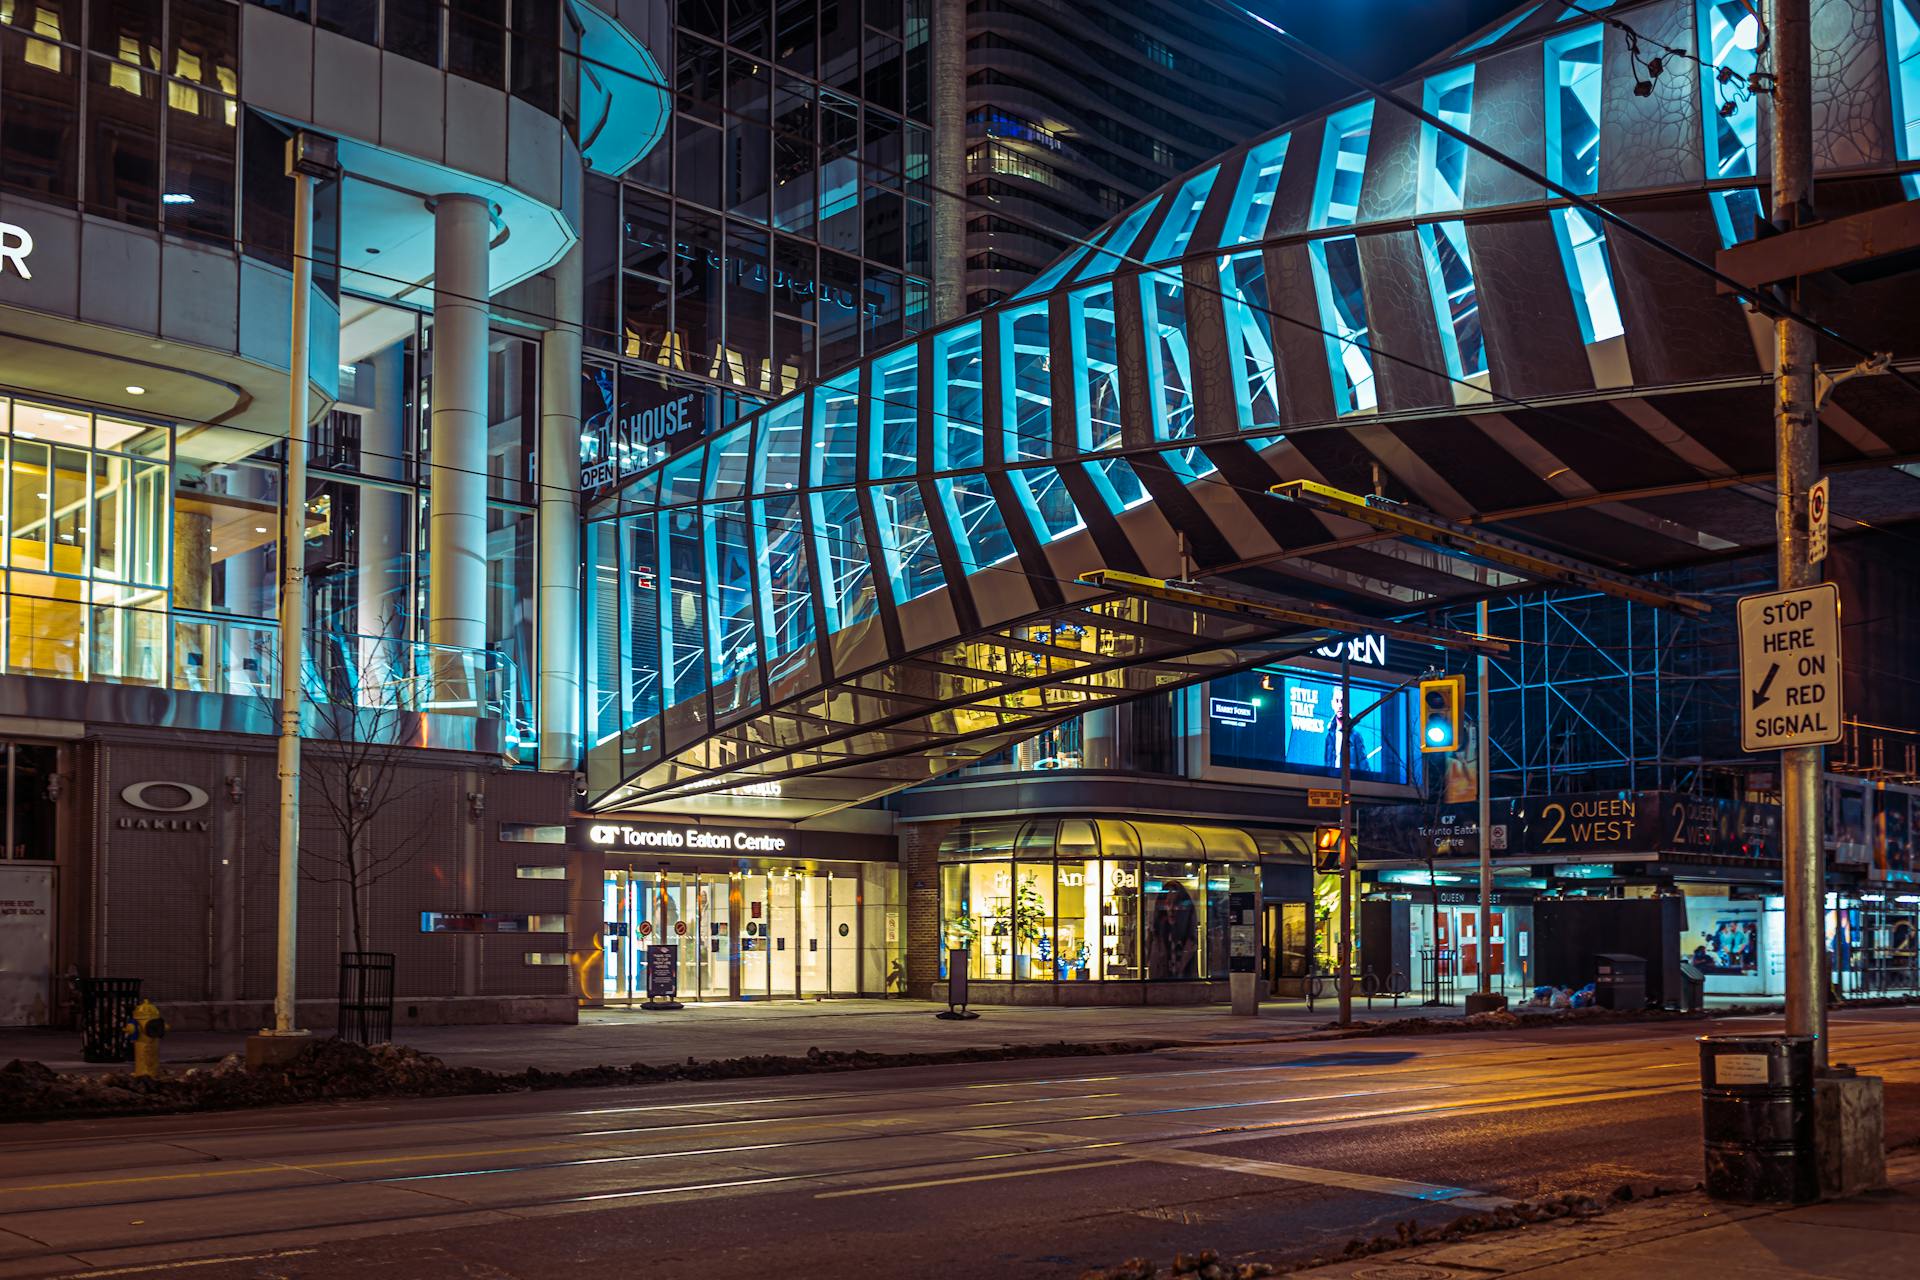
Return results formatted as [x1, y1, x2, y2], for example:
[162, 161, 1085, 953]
[1358, 790, 1780, 864]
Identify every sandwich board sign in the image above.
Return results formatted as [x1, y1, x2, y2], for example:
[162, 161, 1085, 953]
[1737, 583, 1842, 752]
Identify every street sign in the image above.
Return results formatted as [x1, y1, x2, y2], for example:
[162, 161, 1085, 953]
[1307, 788, 1344, 808]
[1807, 476, 1830, 566]
[1738, 583, 1843, 752]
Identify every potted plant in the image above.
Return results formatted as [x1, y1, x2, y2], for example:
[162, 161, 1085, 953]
[1011, 876, 1048, 980]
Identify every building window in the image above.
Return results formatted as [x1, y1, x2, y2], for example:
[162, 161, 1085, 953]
[1883, 0, 1920, 198]
[1700, 0, 1766, 242]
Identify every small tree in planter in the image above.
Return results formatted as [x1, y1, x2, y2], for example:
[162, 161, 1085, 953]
[1012, 876, 1049, 979]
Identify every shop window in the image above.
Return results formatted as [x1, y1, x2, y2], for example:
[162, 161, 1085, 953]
[4, 744, 60, 859]
[1145, 862, 1203, 980]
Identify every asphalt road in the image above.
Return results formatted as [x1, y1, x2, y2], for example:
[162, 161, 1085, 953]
[1, 1009, 1916, 1279]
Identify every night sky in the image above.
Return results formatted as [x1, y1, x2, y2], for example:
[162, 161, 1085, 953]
[1241, 0, 1539, 111]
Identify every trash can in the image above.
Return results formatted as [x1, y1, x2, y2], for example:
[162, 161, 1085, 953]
[1679, 961, 1706, 1013]
[1699, 1034, 1818, 1204]
[1594, 952, 1646, 1010]
[76, 977, 143, 1064]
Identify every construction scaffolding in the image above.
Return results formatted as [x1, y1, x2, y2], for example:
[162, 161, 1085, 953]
[1451, 557, 1777, 800]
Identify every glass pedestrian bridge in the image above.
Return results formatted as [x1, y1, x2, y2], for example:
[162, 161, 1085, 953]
[585, 0, 1920, 818]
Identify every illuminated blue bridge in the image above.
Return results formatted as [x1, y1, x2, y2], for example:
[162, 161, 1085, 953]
[584, 0, 1920, 818]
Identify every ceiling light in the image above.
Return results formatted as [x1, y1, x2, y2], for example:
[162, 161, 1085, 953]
[125, 385, 146, 395]
[253, 526, 268, 534]
[161, 193, 193, 205]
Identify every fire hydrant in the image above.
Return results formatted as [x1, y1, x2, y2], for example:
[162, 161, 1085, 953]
[123, 999, 166, 1078]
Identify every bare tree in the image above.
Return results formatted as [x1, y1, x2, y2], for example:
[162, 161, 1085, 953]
[298, 692, 437, 955]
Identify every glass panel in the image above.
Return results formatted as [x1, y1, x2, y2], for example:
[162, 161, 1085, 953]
[1142, 268, 1210, 476]
[1419, 67, 1474, 215]
[1100, 859, 1142, 981]
[1144, 861, 1203, 980]
[1145, 164, 1219, 263]
[1892, 0, 1920, 190]
[91, 601, 164, 684]
[705, 424, 752, 499]
[1072, 284, 1122, 452]
[830, 874, 859, 994]
[1056, 857, 1095, 981]
[1545, 23, 1625, 341]
[800, 873, 829, 995]
[874, 481, 941, 602]
[1, 28, 82, 206]
[1311, 101, 1374, 230]
[661, 505, 707, 709]
[869, 343, 918, 479]
[1072, 195, 1161, 281]
[768, 872, 798, 996]
[754, 486, 813, 664]
[1309, 236, 1377, 413]
[940, 862, 984, 978]
[706, 499, 760, 713]
[487, 504, 533, 727]
[7, 573, 84, 678]
[1552, 206, 1624, 342]
[808, 372, 876, 631]
[1220, 132, 1289, 247]
[930, 322, 1013, 570]
[1220, 251, 1281, 442]
[621, 513, 661, 730]
[1461, 3, 1540, 52]
[1420, 220, 1487, 380]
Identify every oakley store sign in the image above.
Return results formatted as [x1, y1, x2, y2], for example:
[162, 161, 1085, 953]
[576, 819, 791, 855]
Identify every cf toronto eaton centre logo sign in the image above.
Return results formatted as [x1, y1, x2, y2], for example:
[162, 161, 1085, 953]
[584, 821, 789, 853]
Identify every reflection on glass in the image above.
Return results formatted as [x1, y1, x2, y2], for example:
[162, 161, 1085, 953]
[1013, 861, 1054, 981]
[1144, 861, 1202, 980]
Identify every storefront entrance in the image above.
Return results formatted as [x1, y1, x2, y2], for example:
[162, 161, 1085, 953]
[600, 868, 862, 1002]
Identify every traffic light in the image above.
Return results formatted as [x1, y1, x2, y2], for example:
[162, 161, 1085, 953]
[1418, 675, 1465, 753]
[1314, 825, 1346, 872]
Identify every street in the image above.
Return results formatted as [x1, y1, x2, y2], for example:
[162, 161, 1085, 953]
[1, 1009, 1916, 1278]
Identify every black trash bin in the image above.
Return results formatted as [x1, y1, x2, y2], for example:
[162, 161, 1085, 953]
[1699, 1034, 1819, 1204]
[1679, 962, 1706, 1013]
[1594, 952, 1647, 1010]
[75, 977, 142, 1063]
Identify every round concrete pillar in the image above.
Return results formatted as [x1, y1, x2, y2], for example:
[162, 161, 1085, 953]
[429, 193, 492, 659]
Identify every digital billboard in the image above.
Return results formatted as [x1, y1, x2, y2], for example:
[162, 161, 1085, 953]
[1208, 668, 1410, 783]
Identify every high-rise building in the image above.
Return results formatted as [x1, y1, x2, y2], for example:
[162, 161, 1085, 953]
[937, 0, 1292, 313]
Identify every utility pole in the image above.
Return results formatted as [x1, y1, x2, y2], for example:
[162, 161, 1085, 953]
[1769, 0, 1826, 1067]
[1476, 599, 1494, 1003]
[253, 133, 338, 1064]
[1338, 653, 1354, 1027]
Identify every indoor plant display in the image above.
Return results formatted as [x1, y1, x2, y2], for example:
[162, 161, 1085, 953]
[1011, 875, 1048, 980]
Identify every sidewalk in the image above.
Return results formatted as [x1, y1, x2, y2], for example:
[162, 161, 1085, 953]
[0, 991, 1809, 1078]
[0, 994, 1518, 1075]
[1293, 1150, 1920, 1278]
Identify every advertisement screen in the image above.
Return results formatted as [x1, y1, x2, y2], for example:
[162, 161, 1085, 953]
[1208, 668, 1409, 783]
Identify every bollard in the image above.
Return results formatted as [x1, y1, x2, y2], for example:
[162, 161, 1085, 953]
[123, 999, 167, 1078]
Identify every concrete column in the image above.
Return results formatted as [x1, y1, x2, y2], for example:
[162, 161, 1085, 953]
[429, 194, 492, 662]
[930, 0, 968, 324]
[537, 246, 583, 772]
[357, 341, 411, 687]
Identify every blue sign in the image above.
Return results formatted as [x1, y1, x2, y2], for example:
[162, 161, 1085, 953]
[1210, 697, 1258, 726]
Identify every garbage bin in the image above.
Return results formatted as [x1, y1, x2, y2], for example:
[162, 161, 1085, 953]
[1699, 1034, 1818, 1204]
[75, 977, 143, 1064]
[1679, 961, 1706, 1013]
[1594, 952, 1646, 1010]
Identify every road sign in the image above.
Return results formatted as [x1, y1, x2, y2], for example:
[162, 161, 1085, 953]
[1808, 476, 1830, 566]
[1738, 583, 1843, 752]
[1307, 788, 1345, 808]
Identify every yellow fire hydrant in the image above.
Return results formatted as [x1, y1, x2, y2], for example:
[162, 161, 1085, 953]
[123, 999, 166, 1078]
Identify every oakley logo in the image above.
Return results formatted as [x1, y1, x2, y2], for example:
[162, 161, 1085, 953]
[120, 781, 210, 813]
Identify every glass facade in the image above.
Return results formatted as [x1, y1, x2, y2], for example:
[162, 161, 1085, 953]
[581, 0, 932, 493]
[937, 819, 1256, 984]
[600, 860, 902, 1000]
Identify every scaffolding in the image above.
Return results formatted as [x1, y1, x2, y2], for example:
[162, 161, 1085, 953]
[1451, 557, 1776, 799]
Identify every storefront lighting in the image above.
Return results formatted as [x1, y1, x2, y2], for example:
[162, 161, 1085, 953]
[253, 526, 267, 534]
[1896, 895, 1920, 904]
[161, 193, 194, 205]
